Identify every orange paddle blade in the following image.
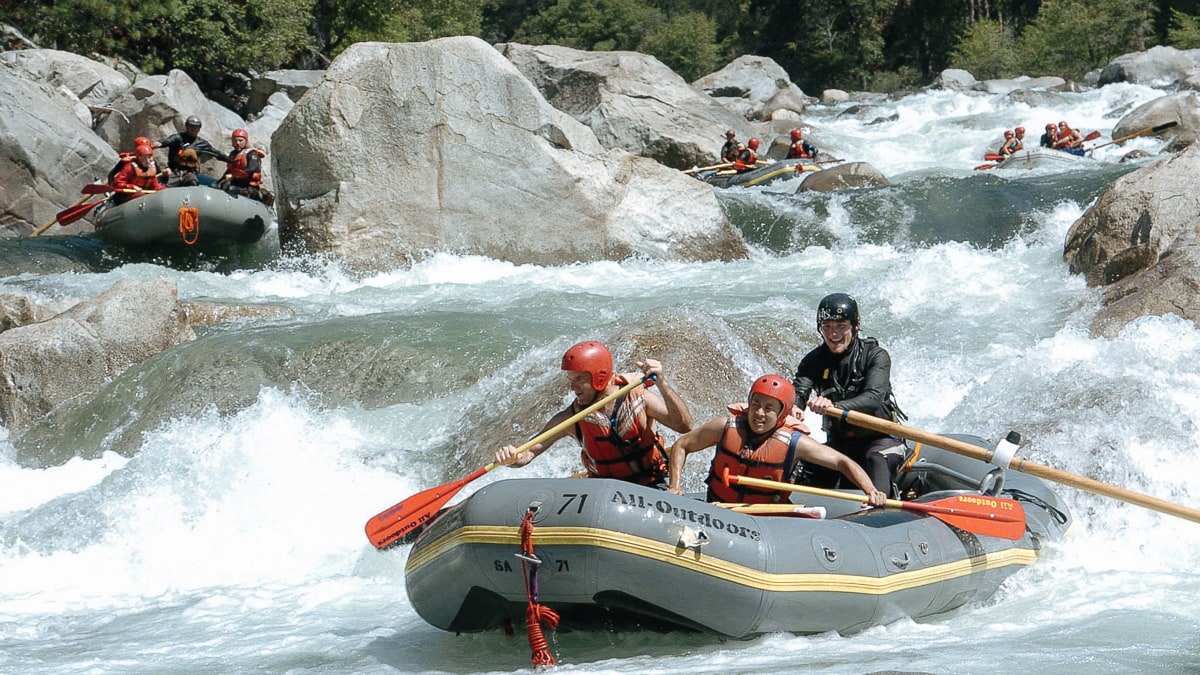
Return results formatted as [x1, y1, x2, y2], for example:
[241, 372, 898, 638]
[365, 464, 493, 549]
[974, 163, 998, 171]
[903, 494, 1026, 540]
[56, 200, 101, 226]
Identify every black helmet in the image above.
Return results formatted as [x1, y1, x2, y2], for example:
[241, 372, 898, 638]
[817, 293, 859, 327]
[185, 115, 202, 127]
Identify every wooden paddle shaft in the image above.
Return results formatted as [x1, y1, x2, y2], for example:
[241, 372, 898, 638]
[826, 407, 1200, 525]
[506, 374, 654, 461]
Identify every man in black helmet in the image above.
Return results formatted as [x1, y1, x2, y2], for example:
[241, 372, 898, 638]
[152, 115, 228, 186]
[791, 293, 906, 494]
[720, 129, 740, 163]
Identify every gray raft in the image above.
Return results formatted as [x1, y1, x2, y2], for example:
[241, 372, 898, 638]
[404, 438, 1072, 638]
[94, 186, 275, 249]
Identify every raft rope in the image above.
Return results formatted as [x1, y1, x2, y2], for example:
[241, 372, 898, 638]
[518, 504, 559, 668]
[178, 205, 200, 245]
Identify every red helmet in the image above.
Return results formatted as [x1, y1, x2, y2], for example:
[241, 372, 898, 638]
[135, 143, 154, 157]
[1004, 130, 1014, 138]
[561, 341, 612, 391]
[747, 137, 760, 150]
[789, 128, 802, 141]
[1058, 121, 1069, 128]
[134, 136, 151, 147]
[232, 128, 249, 140]
[1015, 126, 1025, 134]
[749, 375, 795, 427]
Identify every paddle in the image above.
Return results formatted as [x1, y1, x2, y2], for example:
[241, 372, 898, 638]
[683, 162, 733, 175]
[30, 194, 93, 237]
[983, 153, 1004, 161]
[1083, 130, 1102, 142]
[1087, 121, 1179, 153]
[974, 162, 999, 171]
[713, 502, 826, 518]
[824, 406, 1200, 525]
[54, 199, 105, 227]
[723, 470, 1027, 540]
[364, 374, 655, 549]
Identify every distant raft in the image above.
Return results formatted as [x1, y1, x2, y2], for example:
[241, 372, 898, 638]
[992, 146, 1092, 170]
[94, 186, 274, 250]
[697, 158, 821, 188]
[404, 439, 1072, 638]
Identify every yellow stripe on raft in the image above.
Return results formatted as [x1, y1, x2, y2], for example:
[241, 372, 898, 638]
[405, 525, 1038, 595]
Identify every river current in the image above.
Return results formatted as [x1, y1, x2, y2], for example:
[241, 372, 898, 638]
[1, 81, 1198, 674]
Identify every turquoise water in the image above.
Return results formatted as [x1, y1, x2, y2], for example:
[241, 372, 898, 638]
[1, 81, 1198, 674]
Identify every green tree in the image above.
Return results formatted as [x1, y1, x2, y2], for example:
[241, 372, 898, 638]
[515, 0, 654, 51]
[950, 19, 1021, 79]
[1167, 8, 1200, 48]
[1016, 0, 1154, 80]
[637, 11, 720, 80]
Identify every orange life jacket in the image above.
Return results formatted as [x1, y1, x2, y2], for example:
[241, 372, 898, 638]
[705, 405, 807, 503]
[226, 148, 265, 187]
[113, 160, 161, 192]
[733, 148, 757, 171]
[788, 141, 811, 159]
[573, 376, 667, 486]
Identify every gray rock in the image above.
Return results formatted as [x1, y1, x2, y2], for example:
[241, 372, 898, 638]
[1063, 143, 1200, 336]
[693, 55, 810, 121]
[1099, 45, 1200, 87]
[0, 278, 195, 433]
[0, 61, 117, 236]
[799, 162, 889, 192]
[247, 69, 324, 116]
[271, 37, 745, 271]
[0, 48, 131, 107]
[500, 43, 742, 168]
[1111, 91, 1200, 149]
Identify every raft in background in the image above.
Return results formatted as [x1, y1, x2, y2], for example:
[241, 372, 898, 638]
[992, 146, 1093, 170]
[93, 186, 276, 252]
[404, 439, 1072, 638]
[697, 158, 820, 188]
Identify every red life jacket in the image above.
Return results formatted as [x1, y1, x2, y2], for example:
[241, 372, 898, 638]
[226, 148, 265, 186]
[733, 148, 757, 171]
[705, 405, 807, 503]
[573, 376, 667, 486]
[112, 160, 161, 193]
[788, 141, 811, 159]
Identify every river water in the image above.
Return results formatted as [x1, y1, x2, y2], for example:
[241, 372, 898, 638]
[1, 81, 1198, 674]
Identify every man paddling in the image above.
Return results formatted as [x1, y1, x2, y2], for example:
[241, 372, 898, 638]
[494, 341, 693, 487]
[792, 293, 907, 495]
[666, 374, 886, 506]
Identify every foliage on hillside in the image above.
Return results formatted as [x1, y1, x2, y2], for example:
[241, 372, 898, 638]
[0, 0, 1195, 95]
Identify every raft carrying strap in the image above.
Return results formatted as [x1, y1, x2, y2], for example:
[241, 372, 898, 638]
[518, 503, 559, 667]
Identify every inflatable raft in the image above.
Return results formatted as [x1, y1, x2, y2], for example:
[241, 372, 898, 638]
[698, 158, 820, 188]
[94, 186, 274, 249]
[404, 439, 1071, 638]
[993, 146, 1092, 171]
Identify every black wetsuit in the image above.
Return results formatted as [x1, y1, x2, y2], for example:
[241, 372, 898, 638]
[792, 335, 905, 492]
[156, 132, 229, 172]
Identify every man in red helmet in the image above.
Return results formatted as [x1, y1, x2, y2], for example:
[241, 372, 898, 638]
[494, 341, 692, 487]
[666, 374, 886, 505]
[109, 143, 164, 204]
[219, 128, 267, 202]
[733, 137, 760, 172]
[997, 130, 1018, 157]
[786, 128, 819, 160]
[1053, 121, 1084, 154]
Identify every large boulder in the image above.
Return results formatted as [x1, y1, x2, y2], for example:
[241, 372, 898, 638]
[0, 49, 131, 108]
[247, 69, 325, 117]
[1098, 46, 1200, 88]
[0, 61, 116, 236]
[499, 43, 743, 169]
[0, 278, 195, 434]
[1110, 91, 1200, 151]
[692, 56, 810, 121]
[271, 37, 745, 271]
[798, 162, 889, 192]
[1062, 144, 1200, 336]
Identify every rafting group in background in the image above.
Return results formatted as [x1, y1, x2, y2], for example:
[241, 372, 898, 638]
[494, 292, 895, 509]
[100, 115, 273, 212]
[719, 127, 821, 173]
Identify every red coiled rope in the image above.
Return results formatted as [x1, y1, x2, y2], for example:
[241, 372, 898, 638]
[519, 508, 559, 667]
